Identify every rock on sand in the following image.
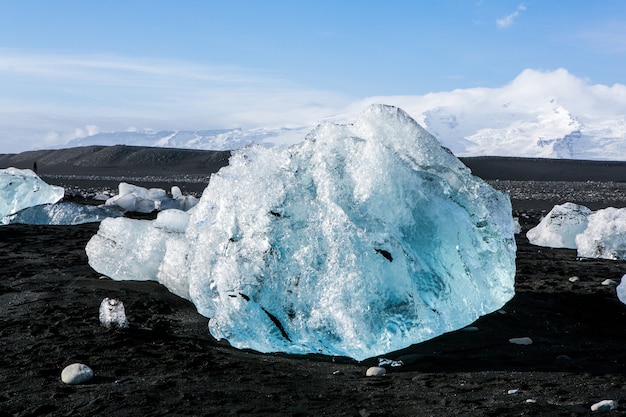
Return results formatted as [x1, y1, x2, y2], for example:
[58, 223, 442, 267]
[61, 363, 94, 385]
[366, 366, 386, 377]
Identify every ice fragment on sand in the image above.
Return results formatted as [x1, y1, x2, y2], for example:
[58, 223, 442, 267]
[0, 168, 64, 218]
[105, 182, 198, 213]
[591, 399, 617, 412]
[99, 298, 129, 329]
[576, 207, 626, 260]
[526, 202, 591, 249]
[61, 363, 94, 384]
[87, 104, 516, 360]
[509, 337, 533, 345]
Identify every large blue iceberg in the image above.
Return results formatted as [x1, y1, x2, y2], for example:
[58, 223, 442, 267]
[86, 105, 516, 360]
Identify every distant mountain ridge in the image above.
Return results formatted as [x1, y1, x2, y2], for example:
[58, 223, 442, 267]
[67, 127, 312, 152]
[65, 69, 626, 160]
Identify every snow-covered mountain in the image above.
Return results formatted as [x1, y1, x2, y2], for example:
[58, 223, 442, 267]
[67, 126, 313, 151]
[67, 69, 626, 160]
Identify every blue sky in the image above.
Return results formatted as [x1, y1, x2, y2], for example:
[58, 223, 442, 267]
[1, 1, 626, 152]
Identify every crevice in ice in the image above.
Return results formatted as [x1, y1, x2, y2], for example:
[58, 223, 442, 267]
[375, 248, 393, 262]
[261, 307, 291, 342]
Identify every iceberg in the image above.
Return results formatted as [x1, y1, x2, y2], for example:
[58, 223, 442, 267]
[526, 202, 592, 249]
[86, 105, 516, 360]
[0, 168, 64, 218]
[1, 202, 123, 225]
[576, 207, 626, 260]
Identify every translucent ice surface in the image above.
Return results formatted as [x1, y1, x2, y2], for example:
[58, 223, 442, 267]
[526, 202, 592, 249]
[1, 202, 123, 225]
[576, 207, 626, 260]
[0, 168, 64, 218]
[99, 297, 129, 329]
[87, 105, 516, 360]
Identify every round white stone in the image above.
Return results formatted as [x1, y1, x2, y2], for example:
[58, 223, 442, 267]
[61, 363, 94, 385]
[365, 366, 386, 377]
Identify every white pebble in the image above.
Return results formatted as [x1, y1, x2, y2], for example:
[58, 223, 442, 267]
[591, 399, 617, 412]
[569, 276, 580, 283]
[61, 363, 94, 385]
[509, 337, 533, 345]
[365, 366, 386, 377]
[602, 279, 617, 286]
[525, 399, 537, 403]
[507, 389, 519, 395]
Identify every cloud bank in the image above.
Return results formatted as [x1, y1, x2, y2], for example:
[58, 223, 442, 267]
[0, 51, 351, 153]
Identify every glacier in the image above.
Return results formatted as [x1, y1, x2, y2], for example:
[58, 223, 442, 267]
[0, 168, 65, 218]
[86, 105, 517, 360]
[526, 202, 592, 249]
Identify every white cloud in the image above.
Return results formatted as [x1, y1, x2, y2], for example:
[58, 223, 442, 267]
[0, 50, 352, 152]
[496, 3, 526, 29]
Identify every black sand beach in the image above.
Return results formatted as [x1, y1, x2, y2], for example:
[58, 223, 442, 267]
[3, 146, 626, 416]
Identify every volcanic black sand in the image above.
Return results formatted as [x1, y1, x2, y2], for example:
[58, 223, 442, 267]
[3, 146, 626, 416]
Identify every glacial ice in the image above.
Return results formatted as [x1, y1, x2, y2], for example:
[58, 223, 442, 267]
[104, 183, 198, 213]
[0, 168, 64, 218]
[1, 202, 123, 225]
[526, 202, 592, 249]
[86, 104, 517, 360]
[99, 297, 129, 329]
[576, 207, 626, 260]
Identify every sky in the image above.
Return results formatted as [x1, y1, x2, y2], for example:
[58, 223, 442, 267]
[1, 0, 626, 153]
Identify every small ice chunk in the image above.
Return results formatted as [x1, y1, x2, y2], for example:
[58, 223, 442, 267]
[509, 337, 533, 345]
[576, 207, 626, 260]
[526, 202, 591, 249]
[378, 358, 404, 367]
[105, 182, 198, 213]
[99, 298, 129, 329]
[591, 399, 617, 412]
[601, 279, 617, 286]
